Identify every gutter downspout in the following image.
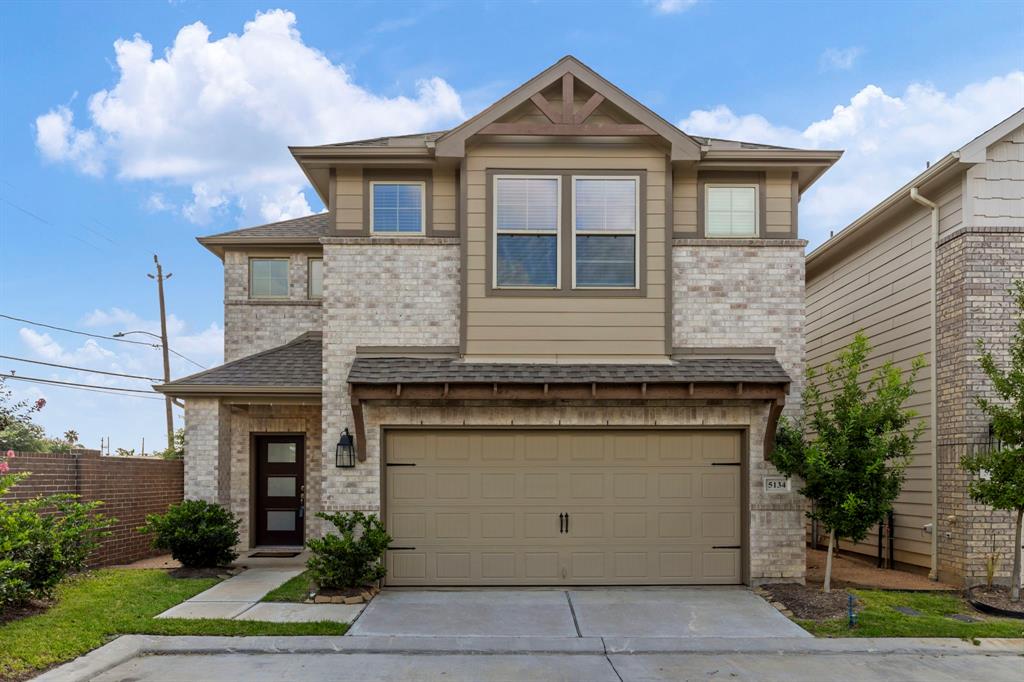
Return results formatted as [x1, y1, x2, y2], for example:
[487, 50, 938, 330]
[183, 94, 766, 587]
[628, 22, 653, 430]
[910, 186, 940, 581]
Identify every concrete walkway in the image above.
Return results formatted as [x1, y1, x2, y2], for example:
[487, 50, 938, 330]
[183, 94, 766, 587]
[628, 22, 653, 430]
[155, 567, 363, 623]
[349, 587, 811, 639]
[36, 635, 1024, 682]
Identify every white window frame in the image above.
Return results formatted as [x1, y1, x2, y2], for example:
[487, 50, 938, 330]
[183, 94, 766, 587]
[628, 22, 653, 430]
[492, 174, 562, 290]
[571, 175, 641, 290]
[249, 257, 290, 300]
[369, 180, 426, 236]
[307, 257, 323, 300]
[704, 183, 759, 238]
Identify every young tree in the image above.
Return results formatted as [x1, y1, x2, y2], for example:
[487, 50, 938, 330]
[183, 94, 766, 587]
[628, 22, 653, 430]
[961, 279, 1024, 602]
[774, 333, 924, 592]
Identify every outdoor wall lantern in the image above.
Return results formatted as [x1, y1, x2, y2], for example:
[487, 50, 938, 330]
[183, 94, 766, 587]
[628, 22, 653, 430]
[336, 428, 356, 468]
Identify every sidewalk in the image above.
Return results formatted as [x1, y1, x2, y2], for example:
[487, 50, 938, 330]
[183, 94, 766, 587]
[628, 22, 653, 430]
[155, 567, 364, 623]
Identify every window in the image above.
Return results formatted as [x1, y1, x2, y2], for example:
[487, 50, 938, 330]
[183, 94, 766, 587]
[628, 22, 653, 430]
[494, 175, 560, 288]
[250, 258, 289, 298]
[308, 258, 323, 299]
[706, 185, 758, 237]
[371, 182, 425, 234]
[573, 177, 639, 288]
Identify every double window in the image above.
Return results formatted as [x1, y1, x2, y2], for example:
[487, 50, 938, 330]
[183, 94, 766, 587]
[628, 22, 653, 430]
[370, 181, 425, 234]
[705, 185, 758, 237]
[493, 174, 640, 290]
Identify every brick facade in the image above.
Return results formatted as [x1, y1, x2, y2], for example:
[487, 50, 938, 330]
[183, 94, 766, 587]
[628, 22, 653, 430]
[223, 250, 323, 362]
[672, 240, 807, 419]
[3, 450, 183, 566]
[936, 228, 1024, 585]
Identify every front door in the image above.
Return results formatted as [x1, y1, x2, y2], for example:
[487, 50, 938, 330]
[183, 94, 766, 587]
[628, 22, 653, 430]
[255, 435, 305, 546]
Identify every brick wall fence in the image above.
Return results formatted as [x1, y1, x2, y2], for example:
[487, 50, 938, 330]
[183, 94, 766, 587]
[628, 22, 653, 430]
[2, 449, 183, 566]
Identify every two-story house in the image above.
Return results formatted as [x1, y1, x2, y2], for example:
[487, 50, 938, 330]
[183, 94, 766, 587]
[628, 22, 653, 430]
[806, 109, 1024, 586]
[158, 57, 841, 587]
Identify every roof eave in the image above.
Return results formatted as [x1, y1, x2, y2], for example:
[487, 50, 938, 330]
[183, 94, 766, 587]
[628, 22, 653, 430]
[196, 235, 324, 258]
[154, 384, 322, 398]
[806, 153, 962, 278]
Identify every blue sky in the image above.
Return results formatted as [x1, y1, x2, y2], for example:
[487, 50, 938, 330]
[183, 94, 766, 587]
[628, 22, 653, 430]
[1, 0, 1022, 452]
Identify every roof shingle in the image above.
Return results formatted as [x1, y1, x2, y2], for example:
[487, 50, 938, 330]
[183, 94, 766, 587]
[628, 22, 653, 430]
[347, 356, 791, 385]
[200, 212, 332, 242]
[160, 332, 322, 390]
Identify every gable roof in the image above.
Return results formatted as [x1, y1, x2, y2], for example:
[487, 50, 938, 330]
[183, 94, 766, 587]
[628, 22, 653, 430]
[807, 108, 1024, 278]
[434, 56, 701, 162]
[155, 332, 322, 397]
[197, 212, 331, 257]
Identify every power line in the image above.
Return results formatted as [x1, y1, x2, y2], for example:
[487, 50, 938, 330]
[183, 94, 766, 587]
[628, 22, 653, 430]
[0, 314, 158, 347]
[0, 313, 207, 369]
[3, 374, 165, 400]
[0, 355, 161, 382]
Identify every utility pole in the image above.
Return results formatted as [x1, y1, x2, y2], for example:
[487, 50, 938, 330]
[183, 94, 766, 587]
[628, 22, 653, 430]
[148, 255, 174, 451]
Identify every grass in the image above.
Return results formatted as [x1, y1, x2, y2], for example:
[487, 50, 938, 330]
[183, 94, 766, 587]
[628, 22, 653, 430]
[262, 570, 315, 602]
[0, 569, 348, 681]
[798, 589, 1024, 639]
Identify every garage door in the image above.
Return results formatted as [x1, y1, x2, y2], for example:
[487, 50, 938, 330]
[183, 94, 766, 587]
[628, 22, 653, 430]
[384, 429, 743, 586]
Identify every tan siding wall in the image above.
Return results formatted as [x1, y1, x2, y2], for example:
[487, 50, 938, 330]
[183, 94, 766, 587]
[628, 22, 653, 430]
[765, 171, 793, 235]
[433, 167, 458, 233]
[463, 142, 668, 360]
[805, 179, 961, 569]
[673, 169, 698, 235]
[335, 168, 363, 231]
[962, 126, 1024, 230]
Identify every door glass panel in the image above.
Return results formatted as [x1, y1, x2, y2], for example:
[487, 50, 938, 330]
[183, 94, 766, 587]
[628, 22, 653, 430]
[267, 442, 296, 463]
[266, 510, 296, 531]
[267, 476, 296, 497]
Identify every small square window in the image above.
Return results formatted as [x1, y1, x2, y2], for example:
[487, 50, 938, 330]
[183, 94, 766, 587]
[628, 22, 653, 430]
[706, 186, 758, 237]
[308, 258, 323, 299]
[250, 259, 289, 298]
[371, 182, 425, 234]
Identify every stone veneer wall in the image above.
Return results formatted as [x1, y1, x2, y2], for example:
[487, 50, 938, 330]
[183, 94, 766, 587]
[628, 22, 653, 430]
[359, 401, 805, 584]
[936, 228, 1024, 585]
[223, 250, 323, 362]
[672, 240, 806, 418]
[320, 237, 460, 533]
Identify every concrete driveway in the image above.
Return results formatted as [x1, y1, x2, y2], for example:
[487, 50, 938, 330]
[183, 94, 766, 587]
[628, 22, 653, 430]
[347, 587, 811, 639]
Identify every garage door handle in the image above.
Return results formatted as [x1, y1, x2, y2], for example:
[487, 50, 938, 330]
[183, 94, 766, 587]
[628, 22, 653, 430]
[559, 513, 565, 534]
[565, 513, 569, 533]
[712, 545, 741, 550]
[388, 546, 416, 551]
[711, 462, 741, 466]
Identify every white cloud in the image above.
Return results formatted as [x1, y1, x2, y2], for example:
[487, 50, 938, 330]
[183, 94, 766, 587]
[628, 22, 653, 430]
[144, 192, 173, 213]
[819, 47, 863, 72]
[19, 329, 116, 366]
[34, 9, 466, 225]
[647, 0, 698, 14]
[680, 71, 1024, 247]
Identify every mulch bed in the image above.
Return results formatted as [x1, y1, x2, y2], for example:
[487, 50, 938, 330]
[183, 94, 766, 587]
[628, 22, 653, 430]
[968, 585, 1024, 619]
[0, 599, 52, 626]
[166, 566, 243, 580]
[761, 583, 855, 621]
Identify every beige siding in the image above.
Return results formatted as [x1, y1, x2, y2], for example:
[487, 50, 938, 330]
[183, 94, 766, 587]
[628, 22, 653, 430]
[805, 178, 961, 569]
[433, 167, 458, 233]
[463, 142, 668, 360]
[335, 168, 363, 231]
[765, 171, 793, 235]
[673, 169, 697, 235]
[962, 126, 1024, 229]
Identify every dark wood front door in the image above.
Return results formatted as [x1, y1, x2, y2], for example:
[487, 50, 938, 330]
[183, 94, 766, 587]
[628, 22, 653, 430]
[255, 435, 305, 546]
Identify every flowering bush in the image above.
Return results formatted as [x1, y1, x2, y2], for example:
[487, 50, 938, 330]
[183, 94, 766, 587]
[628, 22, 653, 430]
[0, 451, 112, 607]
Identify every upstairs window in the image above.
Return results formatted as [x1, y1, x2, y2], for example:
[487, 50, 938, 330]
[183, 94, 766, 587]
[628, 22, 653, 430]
[706, 185, 758, 237]
[250, 258, 289, 299]
[494, 175, 560, 288]
[371, 181, 425, 234]
[573, 177, 639, 288]
[308, 258, 323, 299]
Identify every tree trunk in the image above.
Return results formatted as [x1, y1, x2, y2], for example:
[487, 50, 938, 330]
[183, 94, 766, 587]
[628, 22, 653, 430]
[824, 528, 836, 594]
[1012, 507, 1023, 603]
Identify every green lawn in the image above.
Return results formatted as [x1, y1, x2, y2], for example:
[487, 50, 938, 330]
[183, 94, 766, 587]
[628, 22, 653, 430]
[262, 570, 314, 602]
[799, 589, 1024, 638]
[0, 569, 348, 681]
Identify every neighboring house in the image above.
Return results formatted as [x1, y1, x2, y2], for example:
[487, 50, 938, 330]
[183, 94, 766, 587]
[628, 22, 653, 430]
[157, 56, 841, 587]
[806, 109, 1024, 586]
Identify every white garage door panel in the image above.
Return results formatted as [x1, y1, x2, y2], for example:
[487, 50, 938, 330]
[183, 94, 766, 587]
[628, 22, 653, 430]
[385, 429, 743, 586]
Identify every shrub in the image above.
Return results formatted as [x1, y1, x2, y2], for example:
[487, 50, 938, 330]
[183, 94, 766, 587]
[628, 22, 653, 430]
[140, 500, 240, 568]
[0, 455, 112, 606]
[306, 511, 391, 589]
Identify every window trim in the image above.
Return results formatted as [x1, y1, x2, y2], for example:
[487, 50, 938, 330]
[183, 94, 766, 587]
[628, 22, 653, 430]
[307, 257, 323, 300]
[248, 257, 290, 300]
[369, 180, 427, 236]
[491, 173, 563, 290]
[704, 183, 759, 238]
[571, 175, 641, 290]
